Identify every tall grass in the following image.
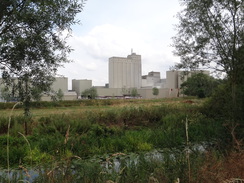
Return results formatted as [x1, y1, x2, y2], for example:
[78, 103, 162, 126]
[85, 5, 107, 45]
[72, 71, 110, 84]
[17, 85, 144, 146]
[0, 102, 228, 167]
[5, 148, 240, 183]
[1, 98, 238, 182]
[7, 102, 22, 182]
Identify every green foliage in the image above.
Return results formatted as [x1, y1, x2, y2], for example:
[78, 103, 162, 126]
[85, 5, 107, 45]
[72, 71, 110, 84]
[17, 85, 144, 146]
[0, 99, 229, 169]
[202, 82, 244, 142]
[56, 89, 64, 101]
[130, 87, 139, 97]
[0, 0, 85, 115]
[172, 0, 244, 141]
[0, 87, 12, 102]
[0, 135, 28, 168]
[152, 87, 159, 97]
[181, 73, 222, 98]
[0, 149, 236, 183]
[0, 100, 99, 110]
[212, 83, 243, 121]
[0, 98, 241, 182]
[82, 87, 98, 99]
[31, 86, 43, 102]
[149, 113, 187, 147]
[24, 147, 52, 165]
[0, 116, 30, 136]
[202, 83, 232, 119]
[51, 89, 64, 101]
[173, 0, 244, 76]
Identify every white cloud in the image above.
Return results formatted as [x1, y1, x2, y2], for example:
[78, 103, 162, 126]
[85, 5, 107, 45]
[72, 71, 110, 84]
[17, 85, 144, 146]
[85, 62, 97, 71]
[57, 0, 182, 88]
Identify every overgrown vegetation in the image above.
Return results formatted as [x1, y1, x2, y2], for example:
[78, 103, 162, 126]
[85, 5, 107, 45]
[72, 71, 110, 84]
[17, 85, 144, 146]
[152, 87, 159, 98]
[180, 73, 222, 98]
[172, 0, 244, 151]
[81, 87, 98, 99]
[0, 98, 243, 182]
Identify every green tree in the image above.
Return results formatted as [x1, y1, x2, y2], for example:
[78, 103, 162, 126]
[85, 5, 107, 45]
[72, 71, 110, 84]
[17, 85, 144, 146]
[180, 73, 221, 98]
[130, 88, 139, 97]
[51, 89, 64, 101]
[152, 87, 159, 98]
[172, 0, 244, 123]
[121, 86, 129, 96]
[172, 0, 244, 94]
[0, 78, 19, 101]
[0, 0, 85, 115]
[82, 87, 98, 99]
[173, 0, 243, 77]
[0, 87, 11, 102]
[56, 89, 64, 101]
[31, 86, 43, 102]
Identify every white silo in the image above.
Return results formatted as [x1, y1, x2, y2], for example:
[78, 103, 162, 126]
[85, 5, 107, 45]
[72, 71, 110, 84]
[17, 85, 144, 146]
[109, 52, 142, 89]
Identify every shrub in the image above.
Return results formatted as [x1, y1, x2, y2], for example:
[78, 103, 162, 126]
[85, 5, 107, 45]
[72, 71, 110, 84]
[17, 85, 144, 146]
[203, 82, 244, 147]
[0, 135, 28, 167]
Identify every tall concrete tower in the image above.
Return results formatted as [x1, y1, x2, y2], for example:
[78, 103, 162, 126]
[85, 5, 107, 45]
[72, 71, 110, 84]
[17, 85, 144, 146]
[109, 52, 142, 89]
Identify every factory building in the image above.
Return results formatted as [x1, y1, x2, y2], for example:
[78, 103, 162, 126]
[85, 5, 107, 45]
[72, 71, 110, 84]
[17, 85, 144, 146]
[165, 70, 210, 89]
[51, 77, 68, 93]
[41, 77, 77, 101]
[142, 71, 166, 88]
[72, 79, 92, 97]
[0, 76, 77, 102]
[0, 52, 211, 101]
[109, 52, 142, 89]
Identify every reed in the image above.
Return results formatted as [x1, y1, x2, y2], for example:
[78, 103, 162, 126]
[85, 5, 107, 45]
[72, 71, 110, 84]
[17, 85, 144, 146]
[185, 117, 190, 182]
[7, 102, 22, 183]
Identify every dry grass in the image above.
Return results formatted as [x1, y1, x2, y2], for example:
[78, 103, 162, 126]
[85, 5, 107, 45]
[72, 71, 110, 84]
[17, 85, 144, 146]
[0, 98, 201, 119]
[0, 106, 103, 120]
[194, 151, 244, 183]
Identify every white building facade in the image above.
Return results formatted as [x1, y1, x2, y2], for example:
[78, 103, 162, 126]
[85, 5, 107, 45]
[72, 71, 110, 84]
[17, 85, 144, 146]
[166, 70, 210, 89]
[41, 77, 77, 101]
[109, 53, 142, 89]
[72, 79, 92, 97]
[51, 77, 68, 93]
[142, 71, 166, 88]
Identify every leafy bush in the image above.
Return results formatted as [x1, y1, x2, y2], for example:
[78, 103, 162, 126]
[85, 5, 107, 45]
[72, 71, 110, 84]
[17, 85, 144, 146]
[24, 147, 53, 165]
[181, 73, 222, 98]
[202, 82, 244, 147]
[0, 135, 28, 167]
[0, 116, 8, 134]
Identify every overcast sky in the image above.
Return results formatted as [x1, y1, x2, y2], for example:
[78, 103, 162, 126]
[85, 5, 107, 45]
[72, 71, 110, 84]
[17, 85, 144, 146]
[57, 0, 183, 88]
